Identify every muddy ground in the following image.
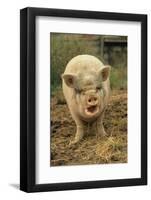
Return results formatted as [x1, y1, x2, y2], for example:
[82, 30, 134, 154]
[50, 90, 127, 166]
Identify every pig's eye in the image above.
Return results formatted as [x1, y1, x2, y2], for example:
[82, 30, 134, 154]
[96, 86, 101, 90]
[75, 88, 82, 94]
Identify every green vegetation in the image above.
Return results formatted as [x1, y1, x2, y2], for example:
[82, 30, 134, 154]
[110, 66, 127, 90]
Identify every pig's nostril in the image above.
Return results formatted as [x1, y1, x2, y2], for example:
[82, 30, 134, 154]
[88, 97, 97, 104]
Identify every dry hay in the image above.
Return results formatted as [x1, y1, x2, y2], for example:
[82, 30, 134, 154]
[50, 90, 127, 166]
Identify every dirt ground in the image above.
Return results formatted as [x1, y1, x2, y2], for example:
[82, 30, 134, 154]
[50, 90, 127, 166]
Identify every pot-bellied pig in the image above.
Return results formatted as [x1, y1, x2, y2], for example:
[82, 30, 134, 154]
[62, 55, 111, 145]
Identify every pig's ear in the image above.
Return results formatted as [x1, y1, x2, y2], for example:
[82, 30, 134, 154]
[61, 73, 77, 88]
[98, 65, 111, 82]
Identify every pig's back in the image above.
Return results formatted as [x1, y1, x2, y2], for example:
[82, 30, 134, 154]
[64, 55, 104, 74]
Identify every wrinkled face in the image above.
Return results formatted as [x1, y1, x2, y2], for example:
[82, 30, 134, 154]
[62, 66, 110, 121]
[74, 73, 103, 120]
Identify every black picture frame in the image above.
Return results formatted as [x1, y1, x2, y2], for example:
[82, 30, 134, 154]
[20, 7, 147, 192]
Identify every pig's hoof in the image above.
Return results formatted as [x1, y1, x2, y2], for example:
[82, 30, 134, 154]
[69, 139, 79, 147]
[69, 140, 76, 146]
[97, 130, 107, 138]
[102, 130, 107, 137]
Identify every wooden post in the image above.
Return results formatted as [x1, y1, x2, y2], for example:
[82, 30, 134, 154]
[100, 36, 104, 58]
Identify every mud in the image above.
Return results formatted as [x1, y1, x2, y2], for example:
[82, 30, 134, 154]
[50, 90, 127, 166]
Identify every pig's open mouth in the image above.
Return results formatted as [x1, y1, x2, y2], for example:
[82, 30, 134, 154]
[85, 105, 99, 116]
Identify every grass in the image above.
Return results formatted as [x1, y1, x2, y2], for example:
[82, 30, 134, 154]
[110, 66, 127, 90]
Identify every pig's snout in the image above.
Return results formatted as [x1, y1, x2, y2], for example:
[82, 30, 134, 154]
[87, 95, 98, 106]
[85, 93, 100, 117]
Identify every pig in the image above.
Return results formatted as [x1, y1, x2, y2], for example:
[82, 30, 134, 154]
[62, 55, 111, 145]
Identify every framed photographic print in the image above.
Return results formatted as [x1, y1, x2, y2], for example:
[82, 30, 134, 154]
[20, 7, 147, 192]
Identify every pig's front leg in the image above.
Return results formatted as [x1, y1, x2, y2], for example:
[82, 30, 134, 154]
[69, 118, 85, 145]
[96, 111, 107, 137]
[96, 121, 106, 137]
